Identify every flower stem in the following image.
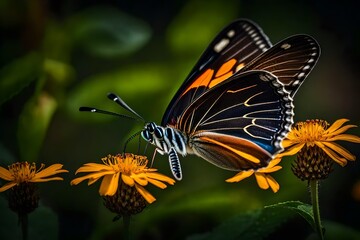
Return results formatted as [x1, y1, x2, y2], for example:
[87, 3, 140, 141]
[310, 180, 324, 240]
[19, 213, 28, 240]
[123, 214, 131, 240]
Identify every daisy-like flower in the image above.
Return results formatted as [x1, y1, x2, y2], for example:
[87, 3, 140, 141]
[226, 158, 282, 193]
[277, 118, 360, 240]
[70, 153, 175, 207]
[281, 119, 360, 167]
[0, 162, 68, 214]
[0, 162, 68, 192]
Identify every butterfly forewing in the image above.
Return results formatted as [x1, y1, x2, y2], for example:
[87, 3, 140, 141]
[162, 19, 272, 126]
[243, 34, 320, 96]
[177, 71, 293, 171]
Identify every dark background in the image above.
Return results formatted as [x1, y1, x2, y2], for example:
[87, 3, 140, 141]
[0, 0, 359, 239]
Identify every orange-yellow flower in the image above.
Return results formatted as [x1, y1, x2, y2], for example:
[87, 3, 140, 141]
[0, 162, 68, 192]
[280, 119, 360, 166]
[70, 153, 175, 204]
[226, 158, 282, 193]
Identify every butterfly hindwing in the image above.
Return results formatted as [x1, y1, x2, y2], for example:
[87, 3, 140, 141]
[176, 70, 293, 170]
[162, 19, 272, 126]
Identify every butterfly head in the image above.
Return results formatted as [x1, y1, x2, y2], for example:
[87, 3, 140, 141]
[141, 122, 164, 144]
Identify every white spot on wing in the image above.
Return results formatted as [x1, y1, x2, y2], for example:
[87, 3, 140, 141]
[214, 38, 230, 53]
[281, 43, 291, 49]
[227, 30, 235, 38]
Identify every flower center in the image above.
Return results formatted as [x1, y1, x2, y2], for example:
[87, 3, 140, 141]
[292, 119, 329, 146]
[8, 162, 43, 183]
[102, 154, 149, 175]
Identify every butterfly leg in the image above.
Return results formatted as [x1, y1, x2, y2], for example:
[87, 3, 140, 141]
[169, 147, 182, 181]
[150, 149, 157, 167]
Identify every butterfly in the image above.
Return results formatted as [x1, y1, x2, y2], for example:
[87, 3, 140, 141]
[81, 19, 320, 181]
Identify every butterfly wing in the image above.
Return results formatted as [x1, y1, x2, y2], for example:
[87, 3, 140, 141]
[177, 70, 293, 170]
[243, 34, 320, 96]
[162, 19, 272, 126]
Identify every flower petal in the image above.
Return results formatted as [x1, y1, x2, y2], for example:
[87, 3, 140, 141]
[132, 173, 148, 186]
[145, 172, 176, 185]
[325, 119, 349, 134]
[279, 143, 305, 157]
[324, 124, 357, 137]
[70, 171, 114, 185]
[265, 175, 280, 193]
[267, 158, 282, 168]
[257, 165, 282, 173]
[33, 164, 68, 180]
[315, 142, 348, 166]
[281, 139, 299, 148]
[30, 177, 64, 182]
[122, 174, 135, 187]
[99, 173, 119, 196]
[327, 134, 360, 143]
[225, 170, 254, 183]
[0, 182, 17, 192]
[107, 173, 120, 196]
[135, 184, 156, 204]
[0, 166, 13, 181]
[147, 178, 167, 189]
[254, 173, 269, 189]
[75, 163, 113, 174]
[88, 177, 101, 185]
[322, 141, 356, 161]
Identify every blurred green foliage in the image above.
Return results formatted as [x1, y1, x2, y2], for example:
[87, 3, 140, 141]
[0, 0, 360, 239]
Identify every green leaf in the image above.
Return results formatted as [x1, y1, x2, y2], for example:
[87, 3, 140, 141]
[0, 52, 43, 105]
[68, 6, 151, 58]
[187, 201, 315, 240]
[188, 201, 297, 240]
[265, 201, 315, 230]
[17, 92, 57, 163]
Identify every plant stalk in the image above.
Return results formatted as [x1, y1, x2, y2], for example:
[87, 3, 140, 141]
[310, 180, 324, 240]
[19, 213, 28, 240]
[123, 214, 131, 240]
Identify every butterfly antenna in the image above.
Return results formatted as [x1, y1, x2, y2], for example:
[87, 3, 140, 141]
[107, 93, 145, 122]
[123, 130, 142, 153]
[79, 107, 139, 121]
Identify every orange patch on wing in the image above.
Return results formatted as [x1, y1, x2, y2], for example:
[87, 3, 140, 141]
[215, 59, 237, 77]
[181, 68, 214, 96]
[209, 72, 233, 88]
[181, 58, 238, 97]
[201, 136, 261, 164]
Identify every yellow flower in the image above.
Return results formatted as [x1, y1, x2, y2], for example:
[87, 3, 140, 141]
[0, 161, 68, 215]
[0, 162, 68, 192]
[70, 153, 175, 204]
[226, 158, 282, 193]
[281, 119, 360, 166]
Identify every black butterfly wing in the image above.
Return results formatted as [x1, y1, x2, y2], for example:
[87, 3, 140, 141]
[176, 70, 293, 171]
[242, 34, 320, 97]
[162, 19, 272, 126]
